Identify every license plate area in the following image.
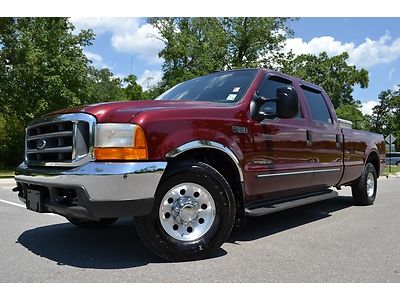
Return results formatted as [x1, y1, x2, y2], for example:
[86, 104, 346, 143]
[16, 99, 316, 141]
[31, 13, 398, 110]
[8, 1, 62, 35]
[26, 189, 44, 212]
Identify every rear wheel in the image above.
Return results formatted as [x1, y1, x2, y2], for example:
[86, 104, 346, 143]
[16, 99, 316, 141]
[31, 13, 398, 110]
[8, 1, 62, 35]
[396, 161, 400, 167]
[351, 163, 377, 206]
[134, 160, 236, 262]
[66, 217, 118, 229]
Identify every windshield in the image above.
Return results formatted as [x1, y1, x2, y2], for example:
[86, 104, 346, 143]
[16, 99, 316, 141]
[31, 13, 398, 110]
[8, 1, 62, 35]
[156, 69, 257, 103]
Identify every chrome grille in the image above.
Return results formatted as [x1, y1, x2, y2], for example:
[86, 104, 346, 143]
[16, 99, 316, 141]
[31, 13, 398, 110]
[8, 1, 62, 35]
[25, 113, 96, 167]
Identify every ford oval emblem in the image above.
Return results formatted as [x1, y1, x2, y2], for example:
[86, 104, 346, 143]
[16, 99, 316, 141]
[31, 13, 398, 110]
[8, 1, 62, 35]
[36, 139, 47, 150]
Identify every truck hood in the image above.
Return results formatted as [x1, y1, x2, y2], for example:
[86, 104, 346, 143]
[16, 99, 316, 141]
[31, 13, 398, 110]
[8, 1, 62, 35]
[47, 100, 218, 123]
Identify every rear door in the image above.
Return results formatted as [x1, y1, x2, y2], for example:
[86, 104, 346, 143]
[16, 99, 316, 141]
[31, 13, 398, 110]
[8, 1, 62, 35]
[300, 84, 343, 188]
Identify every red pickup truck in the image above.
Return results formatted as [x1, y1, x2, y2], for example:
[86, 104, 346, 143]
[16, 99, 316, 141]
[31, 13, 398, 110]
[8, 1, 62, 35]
[14, 68, 385, 261]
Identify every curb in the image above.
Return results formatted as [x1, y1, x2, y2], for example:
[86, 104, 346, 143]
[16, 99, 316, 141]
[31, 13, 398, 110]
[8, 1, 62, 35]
[384, 172, 400, 178]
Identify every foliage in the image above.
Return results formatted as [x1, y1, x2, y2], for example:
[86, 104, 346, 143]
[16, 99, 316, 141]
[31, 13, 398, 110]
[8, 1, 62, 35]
[335, 103, 370, 130]
[124, 74, 144, 100]
[370, 88, 400, 149]
[0, 18, 94, 120]
[222, 17, 294, 69]
[149, 17, 228, 89]
[0, 113, 25, 168]
[149, 17, 294, 90]
[280, 52, 369, 108]
[86, 67, 126, 103]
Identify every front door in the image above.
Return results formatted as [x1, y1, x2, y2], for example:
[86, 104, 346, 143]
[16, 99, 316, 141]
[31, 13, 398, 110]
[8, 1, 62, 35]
[249, 75, 314, 200]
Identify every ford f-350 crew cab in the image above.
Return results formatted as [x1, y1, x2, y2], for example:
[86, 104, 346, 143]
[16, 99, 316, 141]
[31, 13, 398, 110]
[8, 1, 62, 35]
[14, 68, 386, 261]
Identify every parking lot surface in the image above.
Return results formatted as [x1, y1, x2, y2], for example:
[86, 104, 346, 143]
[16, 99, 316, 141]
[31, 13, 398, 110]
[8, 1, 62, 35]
[1, 177, 399, 282]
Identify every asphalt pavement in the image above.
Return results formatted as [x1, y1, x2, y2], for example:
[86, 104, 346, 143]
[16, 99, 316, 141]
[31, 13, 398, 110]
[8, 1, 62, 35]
[1, 176, 400, 282]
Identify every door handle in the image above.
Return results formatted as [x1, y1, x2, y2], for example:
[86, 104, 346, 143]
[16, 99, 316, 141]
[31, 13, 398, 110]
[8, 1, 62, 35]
[336, 134, 342, 149]
[306, 130, 313, 146]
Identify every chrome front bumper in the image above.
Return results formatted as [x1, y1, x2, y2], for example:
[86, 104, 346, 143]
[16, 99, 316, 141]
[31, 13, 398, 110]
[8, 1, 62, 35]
[14, 161, 167, 219]
[15, 161, 166, 201]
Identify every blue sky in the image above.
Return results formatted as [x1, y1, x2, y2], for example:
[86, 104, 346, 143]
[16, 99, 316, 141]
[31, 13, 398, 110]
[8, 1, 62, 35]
[71, 17, 400, 115]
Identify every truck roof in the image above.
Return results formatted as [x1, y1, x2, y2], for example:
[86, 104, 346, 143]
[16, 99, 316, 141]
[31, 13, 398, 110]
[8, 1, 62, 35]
[212, 68, 324, 92]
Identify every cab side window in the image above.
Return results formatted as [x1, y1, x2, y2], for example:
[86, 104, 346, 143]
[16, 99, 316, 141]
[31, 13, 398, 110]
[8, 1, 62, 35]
[257, 76, 302, 118]
[301, 86, 332, 124]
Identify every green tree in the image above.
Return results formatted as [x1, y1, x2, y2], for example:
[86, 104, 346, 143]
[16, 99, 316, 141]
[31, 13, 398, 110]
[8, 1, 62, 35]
[86, 67, 126, 103]
[142, 82, 165, 100]
[335, 103, 369, 130]
[149, 17, 294, 90]
[149, 17, 229, 89]
[222, 17, 294, 69]
[281, 52, 369, 108]
[123, 74, 143, 100]
[0, 17, 94, 166]
[370, 89, 400, 150]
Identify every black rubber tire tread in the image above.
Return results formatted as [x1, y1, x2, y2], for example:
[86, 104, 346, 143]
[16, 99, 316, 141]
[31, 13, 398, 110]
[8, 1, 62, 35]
[66, 217, 118, 229]
[396, 162, 400, 167]
[351, 163, 377, 206]
[134, 160, 236, 262]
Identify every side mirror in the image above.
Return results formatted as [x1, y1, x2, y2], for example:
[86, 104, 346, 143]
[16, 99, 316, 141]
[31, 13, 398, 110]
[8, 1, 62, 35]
[250, 86, 299, 121]
[276, 86, 299, 119]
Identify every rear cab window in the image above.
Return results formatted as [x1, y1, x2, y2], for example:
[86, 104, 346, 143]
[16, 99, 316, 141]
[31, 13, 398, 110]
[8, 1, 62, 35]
[301, 85, 333, 124]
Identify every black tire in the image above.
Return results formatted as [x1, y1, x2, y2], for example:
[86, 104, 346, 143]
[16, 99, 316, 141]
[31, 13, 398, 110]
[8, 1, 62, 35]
[134, 160, 236, 262]
[66, 217, 118, 229]
[351, 163, 377, 206]
[396, 162, 400, 167]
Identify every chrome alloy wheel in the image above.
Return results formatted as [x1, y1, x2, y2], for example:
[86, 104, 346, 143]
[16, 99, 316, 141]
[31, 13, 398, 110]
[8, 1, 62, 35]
[159, 182, 216, 241]
[366, 172, 375, 197]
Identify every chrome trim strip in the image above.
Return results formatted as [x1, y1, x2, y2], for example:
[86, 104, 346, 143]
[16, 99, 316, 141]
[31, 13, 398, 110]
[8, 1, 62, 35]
[15, 161, 167, 202]
[25, 113, 96, 167]
[314, 168, 341, 173]
[166, 140, 244, 182]
[257, 168, 340, 178]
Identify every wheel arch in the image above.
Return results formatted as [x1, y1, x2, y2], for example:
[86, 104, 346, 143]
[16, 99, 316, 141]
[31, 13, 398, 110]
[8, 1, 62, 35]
[366, 150, 381, 177]
[165, 141, 246, 227]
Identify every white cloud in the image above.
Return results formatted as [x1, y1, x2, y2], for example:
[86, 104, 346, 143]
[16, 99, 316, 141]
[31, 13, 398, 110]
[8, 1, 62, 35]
[84, 51, 102, 63]
[285, 36, 354, 58]
[83, 50, 110, 69]
[284, 33, 400, 68]
[71, 17, 164, 65]
[361, 100, 378, 116]
[137, 70, 162, 90]
[111, 23, 164, 64]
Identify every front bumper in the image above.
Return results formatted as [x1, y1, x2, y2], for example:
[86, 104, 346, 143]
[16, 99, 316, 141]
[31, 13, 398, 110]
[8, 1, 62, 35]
[14, 161, 167, 220]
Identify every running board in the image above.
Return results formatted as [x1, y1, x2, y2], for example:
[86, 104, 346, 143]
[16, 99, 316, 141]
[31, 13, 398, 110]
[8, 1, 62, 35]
[245, 190, 339, 217]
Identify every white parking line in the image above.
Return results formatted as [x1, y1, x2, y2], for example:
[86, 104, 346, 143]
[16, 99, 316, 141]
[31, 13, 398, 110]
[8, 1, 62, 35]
[0, 198, 26, 208]
[0, 198, 59, 217]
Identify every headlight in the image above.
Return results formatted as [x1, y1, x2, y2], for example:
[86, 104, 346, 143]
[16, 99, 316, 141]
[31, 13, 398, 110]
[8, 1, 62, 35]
[94, 123, 148, 160]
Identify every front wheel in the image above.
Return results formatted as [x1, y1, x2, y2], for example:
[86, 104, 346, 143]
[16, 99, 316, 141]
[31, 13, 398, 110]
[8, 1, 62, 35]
[134, 161, 236, 262]
[351, 163, 377, 206]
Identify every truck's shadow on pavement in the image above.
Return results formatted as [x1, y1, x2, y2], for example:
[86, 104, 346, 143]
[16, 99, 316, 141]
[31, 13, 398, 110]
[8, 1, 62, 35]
[17, 218, 227, 269]
[17, 196, 353, 269]
[229, 196, 354, 243]
[17, 218, 164, 269]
